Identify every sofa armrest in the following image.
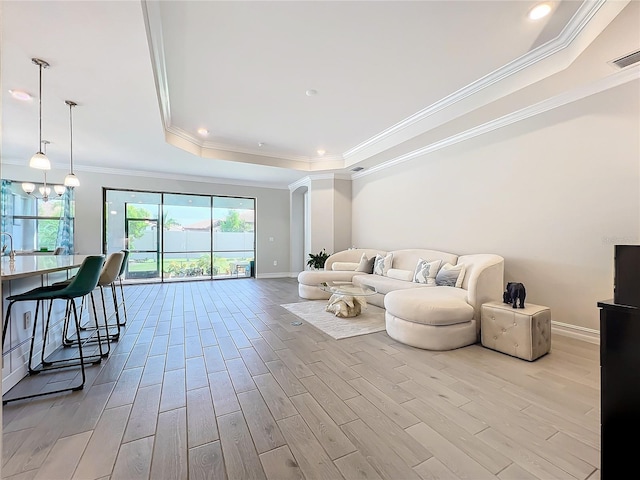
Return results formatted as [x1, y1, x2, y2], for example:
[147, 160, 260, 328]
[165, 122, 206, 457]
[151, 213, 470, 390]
[457, 254, 505, 320]
[324, 248, 386, 271]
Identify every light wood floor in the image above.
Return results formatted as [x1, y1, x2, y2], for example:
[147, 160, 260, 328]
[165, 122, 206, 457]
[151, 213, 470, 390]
[2, 278, 601, 480]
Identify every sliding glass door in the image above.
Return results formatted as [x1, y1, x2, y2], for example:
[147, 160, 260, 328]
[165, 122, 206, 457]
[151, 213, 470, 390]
[104, 188, 255, 283]
[162, 193, 212, 282]
[213, 197, 255, 279]
[125, 205, 160, 280]
[105, 190, 162, 282]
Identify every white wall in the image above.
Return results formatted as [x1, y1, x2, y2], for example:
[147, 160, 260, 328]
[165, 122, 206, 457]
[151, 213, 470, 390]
[289, 186, 306, 274]
[0, 167, 291, 276]
[333, 178, 352, 252]
[352, 80, 640, 333]
[308, 177, 336, 255]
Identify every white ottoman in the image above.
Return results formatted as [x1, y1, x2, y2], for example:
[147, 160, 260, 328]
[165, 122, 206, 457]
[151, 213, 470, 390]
[385, 288, 477, 351]
[481, 301, 551, 361]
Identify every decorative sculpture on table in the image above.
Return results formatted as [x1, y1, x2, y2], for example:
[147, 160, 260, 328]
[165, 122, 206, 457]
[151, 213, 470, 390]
[326, 294, 367, 318]
[503, 282, 526, 309]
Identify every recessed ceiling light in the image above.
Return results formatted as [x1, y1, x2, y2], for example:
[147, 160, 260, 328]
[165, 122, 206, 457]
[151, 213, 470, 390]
[258, 142, 265, 147]
[305, 89, 318, 96]
[528, 3, 552, 20]
[9, 89, 32, 101]
[197, 128, 209, 136]
[317, 149, 326, 156]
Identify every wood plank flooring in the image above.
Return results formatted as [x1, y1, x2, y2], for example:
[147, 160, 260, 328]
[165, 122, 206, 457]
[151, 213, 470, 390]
[2, 278, 601, 479]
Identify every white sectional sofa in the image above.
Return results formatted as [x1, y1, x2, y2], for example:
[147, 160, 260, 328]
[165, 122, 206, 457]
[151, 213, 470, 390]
[297, 248, 504, 350]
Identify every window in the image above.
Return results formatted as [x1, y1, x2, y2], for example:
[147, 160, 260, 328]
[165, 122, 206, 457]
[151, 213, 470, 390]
[1, 180, 75, 253]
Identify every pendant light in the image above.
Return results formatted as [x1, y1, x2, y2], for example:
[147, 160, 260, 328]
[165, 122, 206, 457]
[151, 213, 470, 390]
[64, 100, 80, 187]
[29, 58, 51, 170]
[22, 140, 65, 201]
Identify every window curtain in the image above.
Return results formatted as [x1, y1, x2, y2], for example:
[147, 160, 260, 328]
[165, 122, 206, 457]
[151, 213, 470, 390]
[1, 179, 14, 238]
[56, 188, 74, 254]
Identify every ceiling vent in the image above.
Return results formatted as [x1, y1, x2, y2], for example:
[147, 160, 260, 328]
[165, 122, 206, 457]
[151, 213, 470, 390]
[351, 166, 364, 172]
[610, 49, 640, 69]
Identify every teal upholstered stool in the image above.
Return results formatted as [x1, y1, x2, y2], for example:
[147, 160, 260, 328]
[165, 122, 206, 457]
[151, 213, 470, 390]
[2, 255, 106, 404]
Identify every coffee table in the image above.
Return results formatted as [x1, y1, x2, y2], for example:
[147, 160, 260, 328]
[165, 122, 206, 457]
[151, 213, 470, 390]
[318, 281, 377, 318]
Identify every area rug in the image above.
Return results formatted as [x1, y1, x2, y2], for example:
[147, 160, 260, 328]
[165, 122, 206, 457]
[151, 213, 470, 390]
[280, 300, 386, 340]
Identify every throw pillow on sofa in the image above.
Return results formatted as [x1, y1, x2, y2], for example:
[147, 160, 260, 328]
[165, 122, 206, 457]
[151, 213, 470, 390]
[331, 262, 359, 271]
[435, 263, 465, 287]
[373, 253, 393, 276]
[413, 258, 442, 285]
[355, 253, 375, 273]
[387, 268, 414, 282]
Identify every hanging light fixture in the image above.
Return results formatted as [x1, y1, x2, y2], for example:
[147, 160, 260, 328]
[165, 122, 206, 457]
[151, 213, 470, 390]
[64, 100, 80, 187]
[29, 58, 51, 170]
[22, 140, 65, 201]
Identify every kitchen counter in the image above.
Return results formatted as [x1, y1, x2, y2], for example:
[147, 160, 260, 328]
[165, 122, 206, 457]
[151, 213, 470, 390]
[1, 254, 89, 280]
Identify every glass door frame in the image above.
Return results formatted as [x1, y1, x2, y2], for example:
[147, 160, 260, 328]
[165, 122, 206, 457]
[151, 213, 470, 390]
[124, 202, 161, 280]
[160, 192, 214, 282]
[102, 187, 256, 284]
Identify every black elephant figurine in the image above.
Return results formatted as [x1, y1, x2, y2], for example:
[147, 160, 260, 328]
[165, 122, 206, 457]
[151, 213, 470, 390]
[503, 282, 526, 309]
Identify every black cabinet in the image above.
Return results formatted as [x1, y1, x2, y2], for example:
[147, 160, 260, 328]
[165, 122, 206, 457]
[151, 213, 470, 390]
[614, 245, 640, 307]
[598, 300, 640, 478]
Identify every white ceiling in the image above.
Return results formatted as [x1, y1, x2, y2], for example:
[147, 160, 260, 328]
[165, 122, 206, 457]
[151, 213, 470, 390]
[1, 1, 637, 189]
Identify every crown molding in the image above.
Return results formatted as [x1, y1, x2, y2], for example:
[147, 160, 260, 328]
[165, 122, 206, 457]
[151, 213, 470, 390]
[343, 0, 616, 161]
[0, 158, 292, 190]
[288, 172, 352, 191]
[143, 0, 345, 171]
[166, 124, 344, 165]
[352, 65, 640, 180]
[143, 0, 625, 173]
[141, 0, 171, 129]
[288, 176, 311, 192]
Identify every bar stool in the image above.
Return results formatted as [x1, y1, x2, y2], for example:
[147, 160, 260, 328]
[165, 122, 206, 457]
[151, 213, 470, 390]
[99, 251, 126, 339]
[2, 255, 106, 404]
[62, 251, 125, 344]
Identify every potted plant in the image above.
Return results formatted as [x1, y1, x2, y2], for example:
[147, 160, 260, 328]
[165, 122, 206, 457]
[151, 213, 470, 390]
[307, 248, 330, 270]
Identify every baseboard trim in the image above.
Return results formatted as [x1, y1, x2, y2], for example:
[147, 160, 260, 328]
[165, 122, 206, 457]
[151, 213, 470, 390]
[256, 272, 291, 279]
[552, 321, 600, 345]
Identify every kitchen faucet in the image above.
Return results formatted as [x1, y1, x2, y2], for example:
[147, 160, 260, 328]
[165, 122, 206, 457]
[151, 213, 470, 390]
[1, 232, 16, 262]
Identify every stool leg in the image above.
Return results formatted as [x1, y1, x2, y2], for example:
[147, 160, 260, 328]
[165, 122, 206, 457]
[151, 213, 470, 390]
[78, 295, 92, 330]
[3, 300, 16, 348]
[113, 283, 122, 337]
[108, 283, 121, 340]
[63, 296, 90, 344]
[90, 291, 109, 358]
[62, 299, 74, 346]
[40, 300, 56, 367]
[117, 277, 128, 326]
[3, 298, 87, 405]
[28, 301, 43, 374]
[99, 284, 119, 342]
[69, 298, 86, 391]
